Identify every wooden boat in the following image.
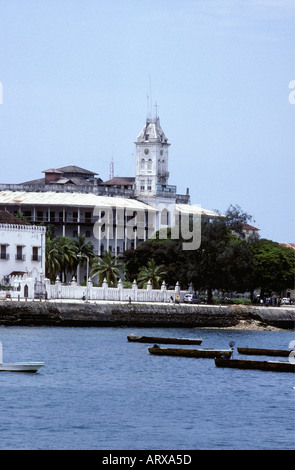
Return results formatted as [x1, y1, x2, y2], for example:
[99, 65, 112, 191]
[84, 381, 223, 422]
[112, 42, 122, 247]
[127, 333, 203, 345]
[148, 345, 232, 359]
[215, 358, 295, 373]
[0, 342, 45, 373]
[237, 347, 293, 357]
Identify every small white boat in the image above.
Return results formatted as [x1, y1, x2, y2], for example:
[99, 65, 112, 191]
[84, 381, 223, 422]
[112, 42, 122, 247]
[0, 342, 45, 373]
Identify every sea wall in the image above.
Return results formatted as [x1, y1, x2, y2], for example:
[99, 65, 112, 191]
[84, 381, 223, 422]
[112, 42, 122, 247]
[0, 301, 294, 329]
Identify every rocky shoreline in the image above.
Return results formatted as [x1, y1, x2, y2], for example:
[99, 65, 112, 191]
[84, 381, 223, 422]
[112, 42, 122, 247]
[0, 300, 294, 330]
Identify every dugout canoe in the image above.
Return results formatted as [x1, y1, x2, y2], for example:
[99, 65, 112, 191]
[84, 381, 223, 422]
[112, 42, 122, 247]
[148, 346, 232, 359]
[237, 347, 293, 357]
[215, 358, 295, 373]
[127, 334, 203, 345]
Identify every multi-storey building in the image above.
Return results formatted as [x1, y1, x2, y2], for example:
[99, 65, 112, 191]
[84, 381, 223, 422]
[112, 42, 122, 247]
[0, 210, 45, 284]
[0, 113, 216, 274]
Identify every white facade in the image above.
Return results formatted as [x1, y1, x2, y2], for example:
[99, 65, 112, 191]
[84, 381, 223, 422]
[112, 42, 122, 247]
[0, 223, 46, 283]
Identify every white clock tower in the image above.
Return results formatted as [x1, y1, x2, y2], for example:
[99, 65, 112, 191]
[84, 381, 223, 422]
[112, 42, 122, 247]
[135, 115, 174, 205]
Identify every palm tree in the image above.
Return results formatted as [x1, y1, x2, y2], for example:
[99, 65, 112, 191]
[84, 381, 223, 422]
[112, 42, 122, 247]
[91, 249, 123, 286]
[45, 236, 61, 281]
[73, 234, 95, 284]
[56, 236, 78, 283]
[137, 259, 167, 289]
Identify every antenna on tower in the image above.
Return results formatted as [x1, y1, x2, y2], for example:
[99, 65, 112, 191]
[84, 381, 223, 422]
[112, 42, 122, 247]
[109, 147, 114, 180]
[149, 75, 153, 117]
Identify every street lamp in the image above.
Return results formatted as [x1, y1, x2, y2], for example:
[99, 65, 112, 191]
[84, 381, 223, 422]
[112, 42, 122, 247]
[77, 254, 89, 302]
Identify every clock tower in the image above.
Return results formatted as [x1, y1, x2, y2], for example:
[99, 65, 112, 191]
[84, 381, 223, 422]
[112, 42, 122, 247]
[134, 115, 173, 204]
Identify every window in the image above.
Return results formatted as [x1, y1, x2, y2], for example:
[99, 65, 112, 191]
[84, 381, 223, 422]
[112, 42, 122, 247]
[85, 212, 91, 223]
[23, 211, 31, 221]
[16, 245, 25, 261]
[0, 245, 9, 260]
[32, 247, 40, 262]
[73, 211, 78, 222]
[140, 180, 145, 191]
[147, 179, 152, 191]
[147, 159, 152, 172]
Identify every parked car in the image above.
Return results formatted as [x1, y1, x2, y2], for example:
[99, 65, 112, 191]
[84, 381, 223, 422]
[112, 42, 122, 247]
[191, 295, 201, 304]
[281, 297, 291, 305]
[183, 294, 201, 304]
[183, 294, 192, 303]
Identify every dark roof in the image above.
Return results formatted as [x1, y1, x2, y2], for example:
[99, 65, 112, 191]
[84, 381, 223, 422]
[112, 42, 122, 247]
[0, 210, 31, 225]
[22, 165, 99, 185]
[100, 177, 135, 186]
[241, 223, 260, 231]
[56, 165, 98, 176]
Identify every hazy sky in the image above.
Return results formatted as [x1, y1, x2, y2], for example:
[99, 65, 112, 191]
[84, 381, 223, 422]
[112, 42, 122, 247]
[0, 0, 294, 242]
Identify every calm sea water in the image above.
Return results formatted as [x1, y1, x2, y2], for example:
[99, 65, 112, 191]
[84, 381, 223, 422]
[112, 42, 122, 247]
[0, 325, 294, 450]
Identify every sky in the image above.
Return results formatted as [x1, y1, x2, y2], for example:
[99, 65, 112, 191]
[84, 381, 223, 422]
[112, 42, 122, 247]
[0, 0, 294, 243]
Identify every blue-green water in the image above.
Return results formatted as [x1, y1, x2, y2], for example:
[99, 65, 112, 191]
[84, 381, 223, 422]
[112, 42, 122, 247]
[0, 326, 294, 450]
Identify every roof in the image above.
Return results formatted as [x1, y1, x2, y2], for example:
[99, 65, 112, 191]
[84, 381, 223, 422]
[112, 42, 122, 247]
[0, 210, 31, 225]
[101, 177, 135, 186]
[175, 204, 221, 217]
[56, 165, 98, 176]
[137, 117, 169, 144]
[22, 165, 98, 185]
[241, 223, 260, 231]
[280, 243, 295, 251]
[0, 191, 157, 211]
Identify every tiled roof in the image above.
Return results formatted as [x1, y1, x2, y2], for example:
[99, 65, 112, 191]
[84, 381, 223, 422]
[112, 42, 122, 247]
[241, 223, 260, 231]
[56, 165, 98, 175]
[0, 210, 30, 225]
[101, 177, 135, 186]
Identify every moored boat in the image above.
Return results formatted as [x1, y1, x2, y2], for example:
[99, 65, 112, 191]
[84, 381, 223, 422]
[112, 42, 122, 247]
[127, 333, 203, 345]
[0, 342, 45, 373]
[215, 358, 295, 373]
[0, 362, 45, 373]
[237, 347, 293, 357]
[148, 345, 232, 359]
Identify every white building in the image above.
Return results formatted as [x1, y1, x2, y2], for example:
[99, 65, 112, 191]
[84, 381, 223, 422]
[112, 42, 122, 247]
[0, 210, 46, 288]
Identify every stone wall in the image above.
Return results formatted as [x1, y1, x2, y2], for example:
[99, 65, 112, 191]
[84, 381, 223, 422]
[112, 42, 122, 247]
[0, 301, 294, 329]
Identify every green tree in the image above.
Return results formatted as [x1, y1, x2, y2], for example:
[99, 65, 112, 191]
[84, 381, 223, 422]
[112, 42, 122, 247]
[56, 236, 78, 283]
[251, 239, 295, 298]
[45, 236, 61, 281]
[125, 237, 185, 288]
[91, 249, 123, 286]
[137, 259, 167, 289]
[73, 234, 95, 284]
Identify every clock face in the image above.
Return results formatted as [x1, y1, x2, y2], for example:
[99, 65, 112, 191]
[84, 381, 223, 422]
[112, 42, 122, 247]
[144, 148, 149, 155]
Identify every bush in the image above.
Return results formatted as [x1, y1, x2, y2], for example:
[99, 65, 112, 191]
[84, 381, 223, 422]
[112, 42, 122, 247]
[229, 298, 251, 305]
